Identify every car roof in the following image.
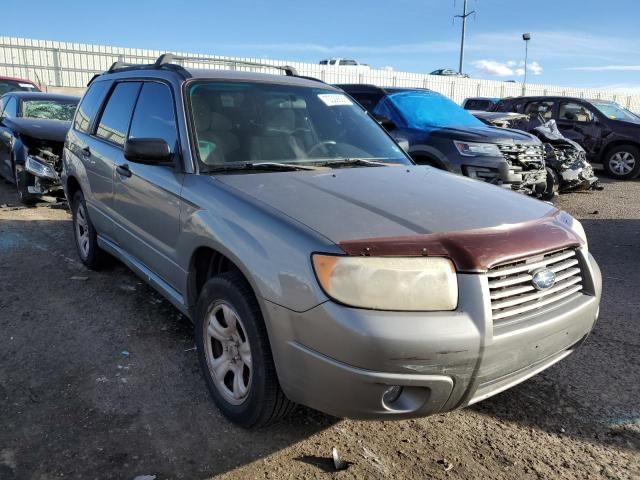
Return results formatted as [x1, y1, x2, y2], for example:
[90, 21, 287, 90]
[92, 56, 334, 90]
[0, 75, 38, 85]
[465, 97, 499, 101]
[336, 84, 434, 95]
[5, 91, 79, 102]
[500, 95, 589, 104]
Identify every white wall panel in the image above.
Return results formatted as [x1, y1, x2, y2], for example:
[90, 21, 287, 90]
[1, 36, 638, 112]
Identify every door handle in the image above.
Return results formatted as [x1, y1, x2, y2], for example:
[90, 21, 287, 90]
[81, 146, 91, 158]
[116, 163, 132, 178]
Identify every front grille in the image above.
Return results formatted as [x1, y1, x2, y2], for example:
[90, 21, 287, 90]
[488, 249, 584, 323]
[498, 143, 545, 168]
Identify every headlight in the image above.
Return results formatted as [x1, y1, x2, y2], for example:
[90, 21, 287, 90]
[558, 211, 588, 251]
[25, 156, 57, 179]
[312, 255, 458, 311]
[454, 141, 501, 157]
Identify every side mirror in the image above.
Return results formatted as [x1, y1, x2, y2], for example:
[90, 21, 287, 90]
[373, 114, 397, 131]
[124, 138, 172, 164]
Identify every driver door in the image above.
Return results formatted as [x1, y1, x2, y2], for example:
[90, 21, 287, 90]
[555, 101, 603, 158]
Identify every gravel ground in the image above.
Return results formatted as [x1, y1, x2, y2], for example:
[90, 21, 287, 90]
[0, 177, 638, 480]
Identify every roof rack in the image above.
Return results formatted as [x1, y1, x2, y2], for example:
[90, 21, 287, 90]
[107, 61, 149, 73]
[154, 53, 299, 76]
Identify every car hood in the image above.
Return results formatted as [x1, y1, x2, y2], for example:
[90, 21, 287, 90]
[4, 117, 71, 142]
[424, 125, 539, 144]
[216, 165, 556, 243]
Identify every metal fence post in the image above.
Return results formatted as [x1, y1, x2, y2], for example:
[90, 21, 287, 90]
[52, 48, 62, 86]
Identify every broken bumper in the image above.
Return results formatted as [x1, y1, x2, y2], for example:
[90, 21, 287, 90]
[461, 157, 546, 195]
[264, 252, 601, 420]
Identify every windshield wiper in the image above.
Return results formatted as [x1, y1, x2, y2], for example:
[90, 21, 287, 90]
[205, 162, 320, 173]
[315, 158, 389, 168]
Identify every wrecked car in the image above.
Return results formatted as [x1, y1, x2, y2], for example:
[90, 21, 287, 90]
[474, 111, 601, 197]
[0, 92, 79, 204]
[336, 84, 548, 197]
[0, 75, 41, 95]
[491, 96, 640, 180]
[63, 55, 601, 428]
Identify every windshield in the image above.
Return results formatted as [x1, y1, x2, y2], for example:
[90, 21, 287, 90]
[376, 90, 485, 131]
[591, 101, 640, 122]
[21, 99, 78, 121]
[187, 81, 409, 170]
[0, 80, 39, 95]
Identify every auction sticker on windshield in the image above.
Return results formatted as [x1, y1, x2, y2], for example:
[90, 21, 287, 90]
[318, 93, 353, 106]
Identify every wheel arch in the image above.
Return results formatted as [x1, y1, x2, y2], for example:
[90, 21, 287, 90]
[410, 149, 449, 170]
[186, 245, 258, 318]
[600, 140, 640, 163]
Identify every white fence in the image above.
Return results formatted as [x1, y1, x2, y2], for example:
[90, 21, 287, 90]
[1, 36, 639, 111]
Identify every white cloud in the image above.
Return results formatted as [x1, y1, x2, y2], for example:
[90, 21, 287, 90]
[528, 61, 543, 75]
[472, 59, 515, 76]
[472, 59, 543, 77]
[567, 65, 640, 72]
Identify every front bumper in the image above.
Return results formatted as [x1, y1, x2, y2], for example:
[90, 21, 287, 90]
[460, 156, 546, 194]
[264, 252, 601, 419]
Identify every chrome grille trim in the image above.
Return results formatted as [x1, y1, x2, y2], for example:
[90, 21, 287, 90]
[488, 249, 584, 323]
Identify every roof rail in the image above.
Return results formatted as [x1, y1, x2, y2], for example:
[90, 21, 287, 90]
[154, 53, 299, 76]
[107, 61, 150, 74]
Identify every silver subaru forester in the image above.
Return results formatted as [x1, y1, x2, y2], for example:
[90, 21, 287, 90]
[62, 54, 602, 428]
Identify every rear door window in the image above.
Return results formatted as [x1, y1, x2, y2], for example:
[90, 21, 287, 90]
[558, 102, 594, 122]
[74, 81, 110, 133]
[128, 82, 178, 153]
[524, 101, 554, 119]
[95, 82, 141, 147]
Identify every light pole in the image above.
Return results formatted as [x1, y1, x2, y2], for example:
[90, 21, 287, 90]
[455, 0, 475, 75]
[522, 33, 531, 95]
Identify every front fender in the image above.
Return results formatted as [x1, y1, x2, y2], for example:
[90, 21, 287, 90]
[176, 176, 339, 313]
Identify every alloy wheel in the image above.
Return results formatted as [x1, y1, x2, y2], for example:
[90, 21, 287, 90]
[75, 203, 90, 259]
[203, 301, 253, 405]
[609, 151, 636, 176]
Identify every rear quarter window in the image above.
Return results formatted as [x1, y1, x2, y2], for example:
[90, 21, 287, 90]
[73, 81, 110, 133]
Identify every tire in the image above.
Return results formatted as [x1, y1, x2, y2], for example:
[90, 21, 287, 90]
[603, 144, 640, 180]
[195, 270, 294, 428]
[71, 190, 109, 269]
[14, 163, 37, 206]
[539, 167, 560, 201]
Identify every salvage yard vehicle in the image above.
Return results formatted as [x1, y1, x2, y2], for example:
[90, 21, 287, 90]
[462, 97, 499, 111]
[0, 91, 79, 204]
[0, 75, 40, 95]
[337, 84, 547, 197]
[430, 68, 469, 78]
[62, 54, 602, 428]
[491, 96, 640, 180]
[474, 111, 601, 196]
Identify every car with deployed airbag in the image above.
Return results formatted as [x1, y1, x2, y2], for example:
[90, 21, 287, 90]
[62, 55, 602, 428]
[0, 91, 79, 204]
[491, 95, 640, 179]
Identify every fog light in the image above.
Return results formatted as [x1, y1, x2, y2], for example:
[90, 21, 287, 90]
[382, 385, 403, 405]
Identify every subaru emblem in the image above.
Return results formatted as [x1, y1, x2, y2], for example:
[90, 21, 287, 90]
[531, 269, 556, 290]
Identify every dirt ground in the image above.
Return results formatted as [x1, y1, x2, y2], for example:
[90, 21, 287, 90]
[0, 177, 638, 480]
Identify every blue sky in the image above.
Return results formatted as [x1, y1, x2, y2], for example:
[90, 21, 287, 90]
[2, 0, 639, 91]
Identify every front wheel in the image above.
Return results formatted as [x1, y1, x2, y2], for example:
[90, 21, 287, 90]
[195, 271, 294, 428]
[603, 145, 640, 180]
